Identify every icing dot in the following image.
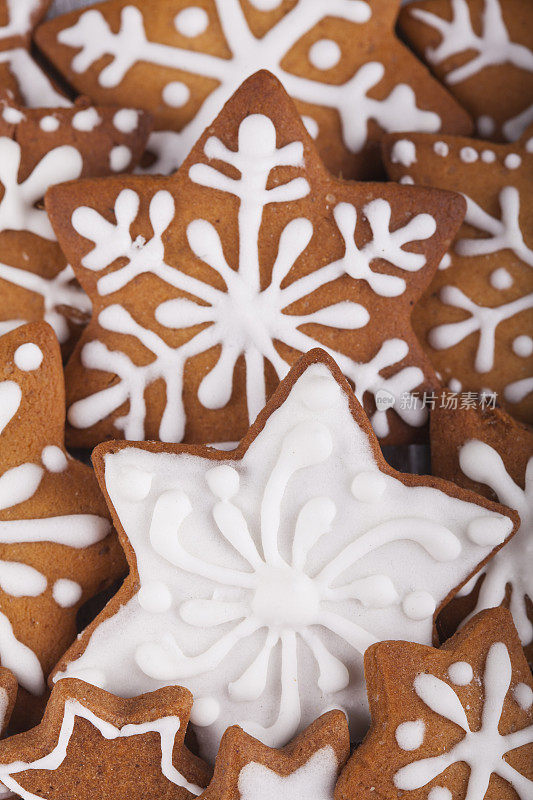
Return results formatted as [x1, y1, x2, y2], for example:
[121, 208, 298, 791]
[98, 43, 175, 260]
[448, 378, 462, 392]
[190, 697, 220, 726]
[40, 115, 59, 132]
[513, 335, 533, 358]
[504, 153, 521, 170]
[438, 253, 451, 270]
[400, 175, 414, 185]
[162, 81, 191, 108]
[2, 107, 24, 124]
[460, 146, 478, 163]
[206, 465, 239, 500]
[174, 7, 209, 37]
[300, 375, 340, 410]
[41, 445, 68, 473]
[14, 343, 43, 371]
[467, 515, 511, 546]
[526, 137, 533, 153]
[72, 107, 101, 131]
[308, 39, 341, 70]
[110, 145, 132, 172]
[351, 471, 386, 502]
[138, 581, 172, 613]
[115, 465, 153, 500]
[428, 789, 452, 800]
[390, 139, 417, 167]
[52, 579, 82, 608]
[481, 149, 496, 163]
[113, 109, 139, 133]
[402, 591, 436, 621]
[513, 683, 533, 710]
[448, 661, 473, 685]
[395, 720, 425, 751]
[301, 115, 319, 139]
[477, 115, 495, 137]
[433, 141, 449, 157]
[489, 267, 513, 290]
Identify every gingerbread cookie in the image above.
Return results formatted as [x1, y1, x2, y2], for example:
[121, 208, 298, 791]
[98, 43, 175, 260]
[382, 126, 533, 425]
[0, 1, 68, 108]
[0, 93, 152, 356]
[199, 711, 349, 799]
[0, 322, 126, 731]
[335, 607, 533, 800]
[46, 70, 466, 447]
[430, 398, 533, 664]
[399, 0, 533, 141]
[0, 679, 211, 799]
[51, 349, 517, 761]
[35, 0, 472, 179]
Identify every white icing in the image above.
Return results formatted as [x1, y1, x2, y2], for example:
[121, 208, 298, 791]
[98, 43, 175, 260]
[458, 440, 533, 646]
[72, 107, 102, 132]
[55, 362, 514, 759]
[504, 153, 522, 170]
[113, 109, 139, 133]
[514, 683, 533, 711]
[308, 39, 341, 71]
[0, 381, 21, 434]
[52, 579, 82, 608]
[190, 697, 220, 727]
[448, 378, 462, 392]
[2, 107, 23, 125]
[301, 115, 319, 139]
[0, 263, 91, 344]
[512, 335, 533, 358]
[138, 581, 172, 613]
[41, 446, 68, 473]
[447, 661, 473, 685]
[238, 746, 339, 799]
[402, 591, 436, 621]
[477, 115, 495, 137]
[68, 113, 436, 441]
[14, 343, 42, 371]
[40, 115, 60, 132]
[55, 0, 445, 175]
[162, 82, 190, 108]
[433, 141, 448, 157]
[489, 266, 513, 290]
[429, 287, 533, 373]
[174, 7, 209, 37]
[428, 788, 452, 800]
[460, 146, 478, 163]
[0, 48, 69, 110]
[390, 139, 417, 167]
[411, 0, 533, 84]
[438, 253, 451, 270]
[394, 643, 533, 800]
[110, 145, 132, 172]
[0, 699, 203, 797]
[395, 720, 425, 751]
[399, 175, 414, 185]
[0, 138, 82, 240]
[481, 149, 496, 163]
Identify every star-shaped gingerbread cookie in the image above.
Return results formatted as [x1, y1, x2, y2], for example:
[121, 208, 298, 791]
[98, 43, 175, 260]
[382, 125, 533, 425]
[35, 0, 472, 178]
[51, 349, 517, 761]
[335, 607, 533, 800]
[0, 92, 152, 357]
[199, 710, 349, 799]
[46, 70, 466, 447]
[0, 0, 68, 108]
[399, 0, 533, 141]
[430, 397, 533, 664]
[0, 679, 211, 799]
[0, 322, 126, 731]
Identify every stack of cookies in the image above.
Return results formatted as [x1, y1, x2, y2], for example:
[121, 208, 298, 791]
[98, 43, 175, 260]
[0, 1, 531, 798]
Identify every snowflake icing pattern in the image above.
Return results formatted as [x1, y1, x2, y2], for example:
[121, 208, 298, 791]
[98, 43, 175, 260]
[457, 440, 533, 648]
[68, 113, 437, 442]
[55, 0, 443, 173]
[394, 642, 533, 800]
[56, 359, 515, 760]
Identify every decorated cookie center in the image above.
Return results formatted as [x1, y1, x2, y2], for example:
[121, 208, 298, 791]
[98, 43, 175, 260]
[251, 565, 320, 628]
